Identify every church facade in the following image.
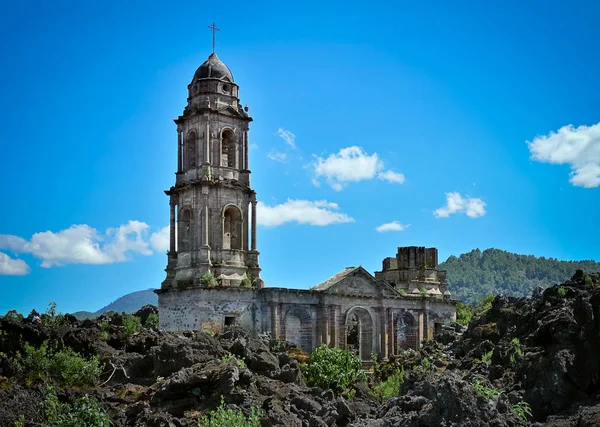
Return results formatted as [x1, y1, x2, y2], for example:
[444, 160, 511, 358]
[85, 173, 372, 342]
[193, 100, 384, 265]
[156, 51, 456, 361]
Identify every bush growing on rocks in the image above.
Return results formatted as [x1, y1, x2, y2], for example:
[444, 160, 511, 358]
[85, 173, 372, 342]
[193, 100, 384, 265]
[15, 386, 111, 427]
[16, 341, 102, 386]
[197, 396, 262, 427]
[301, 345, 366, 392]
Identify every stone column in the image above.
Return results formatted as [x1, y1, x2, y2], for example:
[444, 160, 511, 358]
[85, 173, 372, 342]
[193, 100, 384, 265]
[169, 198, 176, 252]
[177, 130, 183, 172]
[271, 303, 279, 340]
[204, 205, 210, 248]
[251, 200, 257, 251]
[205, 122, 211, 164]
[380, 308, 388, 360]
[244, 131, 249, 170]
[387, 308, 394, 357]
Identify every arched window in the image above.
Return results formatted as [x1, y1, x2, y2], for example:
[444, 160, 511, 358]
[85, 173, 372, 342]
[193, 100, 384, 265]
[221, 129, 235, 168]
[178, 209, 191, 252]
[184, 131, 197, 170]
[223, 205, 242, 250]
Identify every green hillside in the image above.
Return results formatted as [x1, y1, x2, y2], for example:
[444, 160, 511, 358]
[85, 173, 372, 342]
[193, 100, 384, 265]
[440, 248, 600, 305]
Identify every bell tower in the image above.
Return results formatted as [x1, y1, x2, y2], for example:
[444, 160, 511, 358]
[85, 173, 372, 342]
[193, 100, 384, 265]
[161, 50, 262, 289]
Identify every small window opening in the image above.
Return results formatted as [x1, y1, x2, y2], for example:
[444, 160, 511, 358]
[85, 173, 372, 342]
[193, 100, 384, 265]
[224, 316, 236, 326]
[434, 323, 442, 337]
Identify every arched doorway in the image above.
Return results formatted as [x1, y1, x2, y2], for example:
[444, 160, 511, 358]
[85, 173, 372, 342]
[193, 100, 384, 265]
[345, 307, 374, 361]
[395, 311, 418, 351]
[283, 306, 312, 352]
[222, 205, 242, 250]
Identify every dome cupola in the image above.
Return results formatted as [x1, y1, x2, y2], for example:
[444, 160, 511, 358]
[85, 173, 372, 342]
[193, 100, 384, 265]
[192, 53, 234, 82]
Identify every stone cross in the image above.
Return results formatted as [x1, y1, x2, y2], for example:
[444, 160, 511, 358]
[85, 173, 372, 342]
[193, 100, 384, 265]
[208, 22, 220, 54]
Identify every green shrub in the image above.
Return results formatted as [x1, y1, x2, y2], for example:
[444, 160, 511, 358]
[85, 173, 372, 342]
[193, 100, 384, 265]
[472, 375, 501, 400]
[26, 386, 111, 427]
[17, 341, 102, 386]
[3, 309, 23, 322]
[100, 321, 110, 341]
[372, 367, 404, 401]
[221, 352, 246, 369]
[200, 271, 218, 287]
[476, 349, 493, 365]
[301, 345, 366, 392]
[456, 302, 476, 326]
[557, 286, 567, 298]
[478, 294, 495, 314]
[122, 314, 141, 337]
[41, 302, 70, 345]
[198, 396, 261, 427]
[144, 313, 159, 330]
[510, 337, 523, 363]
[512, 400, 532, 422]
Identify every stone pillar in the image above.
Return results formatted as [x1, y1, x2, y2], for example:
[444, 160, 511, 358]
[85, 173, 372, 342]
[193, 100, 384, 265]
[380, 308, 388, 360]
[329, 305, 337, 348]
[203, 205, 210, 247]
[244, 130, 249, 170]
[387, 308, 394, 357]
[177, 130, 183, 172]
[251, 200, 257, 251]
[271, 303, 279, 340]
[205, 122, 211, 164]
[169, 199, 176, 252]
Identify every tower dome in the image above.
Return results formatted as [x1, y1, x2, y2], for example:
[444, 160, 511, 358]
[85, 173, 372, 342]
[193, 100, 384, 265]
[192, 53, 234, 82]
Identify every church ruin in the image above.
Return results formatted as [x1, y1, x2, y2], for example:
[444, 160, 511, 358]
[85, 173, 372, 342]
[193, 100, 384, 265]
[156, 48, 456, 361]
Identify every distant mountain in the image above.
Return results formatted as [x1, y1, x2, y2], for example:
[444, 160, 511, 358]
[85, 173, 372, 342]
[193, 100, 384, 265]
[440, 248, 600, 305]
[95, 289, 158, 314]
[71, 311, 97, 320]
[68, 289, 158, 319]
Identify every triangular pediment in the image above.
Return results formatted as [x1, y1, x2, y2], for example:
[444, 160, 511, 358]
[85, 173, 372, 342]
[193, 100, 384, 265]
[312, 266, 399, 297]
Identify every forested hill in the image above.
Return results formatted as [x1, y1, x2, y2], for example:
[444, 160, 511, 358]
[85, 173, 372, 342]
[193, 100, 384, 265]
[440, 248, 600, 305]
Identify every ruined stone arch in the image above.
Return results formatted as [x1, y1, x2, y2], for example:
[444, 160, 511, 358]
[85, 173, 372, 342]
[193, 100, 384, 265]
[184, 130, 197, 170]
[283, 305, 312, 352]
[344, 306, 374, 361]
[222, 204, 243, 250]
[221, 128, 236, 168]
[395, 310, 418, 351]
[178, 206, 193, 252]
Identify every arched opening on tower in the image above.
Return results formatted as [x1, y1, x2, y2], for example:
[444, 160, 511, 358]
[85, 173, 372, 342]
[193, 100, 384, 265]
[223, 205, 242, 250]
[184, 131, 197, 170]
[221, 129, 236, 168]
[178, 209, 191, 252]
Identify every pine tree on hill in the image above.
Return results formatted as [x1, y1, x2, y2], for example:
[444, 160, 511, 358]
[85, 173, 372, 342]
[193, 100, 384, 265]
[440, 248, 600, 305]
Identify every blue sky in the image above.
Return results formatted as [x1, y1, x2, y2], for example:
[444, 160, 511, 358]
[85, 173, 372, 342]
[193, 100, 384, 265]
[1, 0, 599, 315]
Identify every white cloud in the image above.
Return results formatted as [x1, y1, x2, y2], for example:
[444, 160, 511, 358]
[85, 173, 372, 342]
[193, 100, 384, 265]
[311, 146, 404, 191]
[0, 220, 166, 268]
[277, 128, 296, 149]
[434, 192, 486, 219]
[377, 170, 405, 184]
[150, 226, 170, 252]
[527, 122, 600, 188]
[267, 151, 288, 163]
[257, 199, 354, 227]
[0, 252, 30, 275]
[375, 221, 410, 232]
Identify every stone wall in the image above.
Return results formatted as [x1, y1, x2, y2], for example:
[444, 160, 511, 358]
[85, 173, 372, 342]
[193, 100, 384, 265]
[158, 284, 456, 361]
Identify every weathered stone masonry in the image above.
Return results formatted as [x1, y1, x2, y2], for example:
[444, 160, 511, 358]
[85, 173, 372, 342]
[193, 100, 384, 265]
[157, 51, 457, 361]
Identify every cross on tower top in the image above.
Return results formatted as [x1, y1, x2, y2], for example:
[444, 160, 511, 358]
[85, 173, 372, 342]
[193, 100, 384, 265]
[208, 22, 220, 54]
